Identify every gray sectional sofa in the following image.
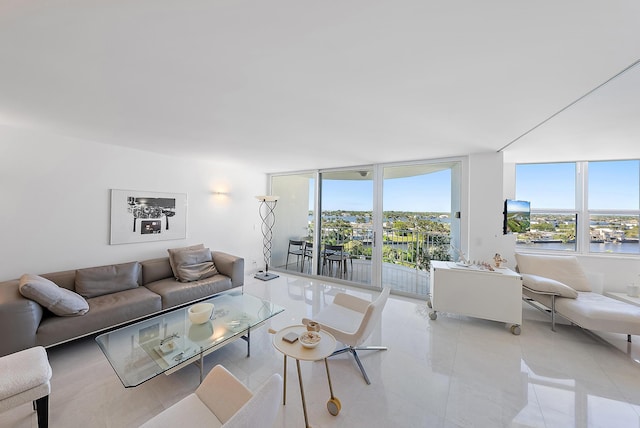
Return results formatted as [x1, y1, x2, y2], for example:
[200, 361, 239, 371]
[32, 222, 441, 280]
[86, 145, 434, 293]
[0, 249, 244, 357]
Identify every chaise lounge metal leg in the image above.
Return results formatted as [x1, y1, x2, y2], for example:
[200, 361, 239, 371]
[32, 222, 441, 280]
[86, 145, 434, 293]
[551, 295, 556, 332]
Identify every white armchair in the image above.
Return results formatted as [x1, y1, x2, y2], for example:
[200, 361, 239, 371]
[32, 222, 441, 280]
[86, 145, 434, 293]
[140, 365, 282, 428]
[303, 287, 390, 385]
[0, 346, 52, 428]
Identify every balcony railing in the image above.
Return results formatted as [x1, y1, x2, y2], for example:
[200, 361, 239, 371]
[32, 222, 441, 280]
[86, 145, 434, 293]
[315, 225, 451, 271]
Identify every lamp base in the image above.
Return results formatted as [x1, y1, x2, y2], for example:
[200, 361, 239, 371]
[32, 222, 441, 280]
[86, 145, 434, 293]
[255, 271, 279, 281]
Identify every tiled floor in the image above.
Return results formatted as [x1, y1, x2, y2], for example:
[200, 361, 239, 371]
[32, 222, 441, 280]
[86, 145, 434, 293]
[3, 272, 640, 427]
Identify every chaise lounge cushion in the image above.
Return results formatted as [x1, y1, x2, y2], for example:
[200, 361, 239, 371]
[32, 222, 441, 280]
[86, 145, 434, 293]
[75, 262, 141, 298]
[521, 273, 578, 298]
[515, 253, 592, 292]
[18, 274, 89, 316]
[557, 292, 640, 335]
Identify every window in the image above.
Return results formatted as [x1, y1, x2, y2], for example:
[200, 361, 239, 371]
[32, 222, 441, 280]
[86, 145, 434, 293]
[515, 160, 640, 255]
[587, 160, 639, 254]
[515, 163, 577, 251]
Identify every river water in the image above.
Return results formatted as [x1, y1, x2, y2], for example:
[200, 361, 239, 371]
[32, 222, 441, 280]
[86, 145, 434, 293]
[518, 242, 639, 254]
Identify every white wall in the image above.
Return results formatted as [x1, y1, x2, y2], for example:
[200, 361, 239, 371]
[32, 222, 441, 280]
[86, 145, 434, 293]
[467, 152, 516, 265]
[270, 174, 311, 268]
[0, 127, 267, 280]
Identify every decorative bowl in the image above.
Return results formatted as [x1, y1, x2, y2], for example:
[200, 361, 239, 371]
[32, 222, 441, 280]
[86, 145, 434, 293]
[188, 303, 214, 324]
[299, 331, 321, 348]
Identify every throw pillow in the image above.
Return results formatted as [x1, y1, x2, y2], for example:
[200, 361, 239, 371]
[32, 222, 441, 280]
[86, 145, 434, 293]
[75, 261, 140, 298]
[521, 274, 579, 298]
[19, 274, 89, 316]
[514, 253, 592, 292]
[167, 243, 206, 279]
[172, 247, 218, 282]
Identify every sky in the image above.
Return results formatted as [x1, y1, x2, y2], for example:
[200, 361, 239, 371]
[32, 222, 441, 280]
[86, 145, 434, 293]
[516, 160, 639, 211]
[317, 169, 452, 212]
[313, 160, 640, 213]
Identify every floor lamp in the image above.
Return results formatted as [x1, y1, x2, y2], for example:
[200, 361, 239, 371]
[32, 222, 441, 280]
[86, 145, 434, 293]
[255, 195, 279, 281]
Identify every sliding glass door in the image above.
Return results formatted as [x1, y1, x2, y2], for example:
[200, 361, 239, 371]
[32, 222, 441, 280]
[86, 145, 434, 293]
[318, 169, 374, 285]
[269, 159, 461, 298]
[381, 162, 461, 295]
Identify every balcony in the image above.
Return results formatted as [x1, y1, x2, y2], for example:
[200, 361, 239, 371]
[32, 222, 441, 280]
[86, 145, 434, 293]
[277, 225, 452, 297]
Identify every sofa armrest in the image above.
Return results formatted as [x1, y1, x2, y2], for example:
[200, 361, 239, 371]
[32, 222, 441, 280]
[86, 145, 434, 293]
[0, 280, 44, 357]
[212, 252, 244, 288]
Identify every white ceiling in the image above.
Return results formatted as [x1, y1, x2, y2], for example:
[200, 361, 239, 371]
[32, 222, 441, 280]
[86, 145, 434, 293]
[1, 0, 639, 172]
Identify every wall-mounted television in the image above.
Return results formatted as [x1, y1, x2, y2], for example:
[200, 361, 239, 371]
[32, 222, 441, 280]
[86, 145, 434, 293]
[503, 199, 530, 234]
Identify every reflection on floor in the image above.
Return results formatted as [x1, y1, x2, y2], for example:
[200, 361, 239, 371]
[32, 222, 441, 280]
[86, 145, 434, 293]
[3, 272, 640, 427]
[280, 258, 430, 297]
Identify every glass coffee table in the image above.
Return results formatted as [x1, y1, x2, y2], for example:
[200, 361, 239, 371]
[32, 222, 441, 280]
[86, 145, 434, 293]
[96, 291, 284, 387]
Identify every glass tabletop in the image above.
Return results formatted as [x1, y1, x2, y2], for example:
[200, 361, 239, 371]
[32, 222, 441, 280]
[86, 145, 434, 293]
[95, 291, 284, 387]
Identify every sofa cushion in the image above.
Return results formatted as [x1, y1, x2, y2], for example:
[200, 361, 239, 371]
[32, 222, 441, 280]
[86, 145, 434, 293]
[515, 253, 592, 292]
[140, 257, 174, 285]
[173, 248, 218, 283]
[521, 274, 578, 298]
[168, 244, 205, 279]
[19, 274, 89, 316]
[75, 262, 140, 298]
[35, 287, 162, 347]
[145, 275, 231, 309]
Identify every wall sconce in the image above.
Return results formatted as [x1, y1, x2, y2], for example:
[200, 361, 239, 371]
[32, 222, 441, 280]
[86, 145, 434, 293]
[211, 191, 230, 204]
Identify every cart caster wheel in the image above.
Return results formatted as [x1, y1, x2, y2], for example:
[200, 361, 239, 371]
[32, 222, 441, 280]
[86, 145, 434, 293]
[327, 397, 341, 416]
[426, 299, 432, 308]
[429, 311, 437, 320]
[510, 325, 521, 335]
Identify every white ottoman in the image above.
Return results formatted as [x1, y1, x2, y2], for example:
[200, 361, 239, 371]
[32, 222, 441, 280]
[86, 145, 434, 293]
[0, 346, 52, 428]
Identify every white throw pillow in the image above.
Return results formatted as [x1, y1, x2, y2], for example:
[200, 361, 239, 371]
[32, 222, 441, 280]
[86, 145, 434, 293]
[19, 274, 89, 316]
[521, 273, 578, 298]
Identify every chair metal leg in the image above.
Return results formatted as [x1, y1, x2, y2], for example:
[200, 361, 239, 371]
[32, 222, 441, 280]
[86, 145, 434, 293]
[349, 348, 371, 385]
[329, 345, 387, 385]
[35, 395, 49, 428]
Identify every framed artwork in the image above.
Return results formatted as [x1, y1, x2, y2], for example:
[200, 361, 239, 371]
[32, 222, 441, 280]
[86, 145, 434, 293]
[110, 189, 187, 244]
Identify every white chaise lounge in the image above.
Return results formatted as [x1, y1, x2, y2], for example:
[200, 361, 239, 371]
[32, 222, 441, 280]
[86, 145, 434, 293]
[516, 253, 640, 341]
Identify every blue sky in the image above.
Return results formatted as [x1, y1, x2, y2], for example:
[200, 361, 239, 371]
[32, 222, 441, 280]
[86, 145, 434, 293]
[516, 160, 639, 210]
[313, 160, 639, 213]
[317, 169, 452, 212]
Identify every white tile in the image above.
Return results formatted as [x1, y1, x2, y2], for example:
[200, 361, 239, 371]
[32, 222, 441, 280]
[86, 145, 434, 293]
[3, 271, 640, 428]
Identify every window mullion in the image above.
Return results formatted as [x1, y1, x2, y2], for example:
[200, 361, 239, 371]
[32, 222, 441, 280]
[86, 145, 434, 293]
[577, 161, 588, 254]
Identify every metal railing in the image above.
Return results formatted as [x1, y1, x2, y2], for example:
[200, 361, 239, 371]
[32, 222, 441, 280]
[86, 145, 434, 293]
[314, 225, 451, 271]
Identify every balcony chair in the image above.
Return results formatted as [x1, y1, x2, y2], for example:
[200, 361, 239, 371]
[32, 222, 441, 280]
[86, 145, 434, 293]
[0, 346, 52, 428]
[303, 287, 391, 385]
[140, 364, 282, 428]
[285, 240, 306, 272]
[323, 244, 350, 278]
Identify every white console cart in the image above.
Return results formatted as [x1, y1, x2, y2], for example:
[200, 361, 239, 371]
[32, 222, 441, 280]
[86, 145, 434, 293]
[428, 261, 523, 335]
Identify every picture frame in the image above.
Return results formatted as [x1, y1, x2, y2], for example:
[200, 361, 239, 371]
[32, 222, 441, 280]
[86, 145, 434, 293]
[110, 189, 187, 244]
